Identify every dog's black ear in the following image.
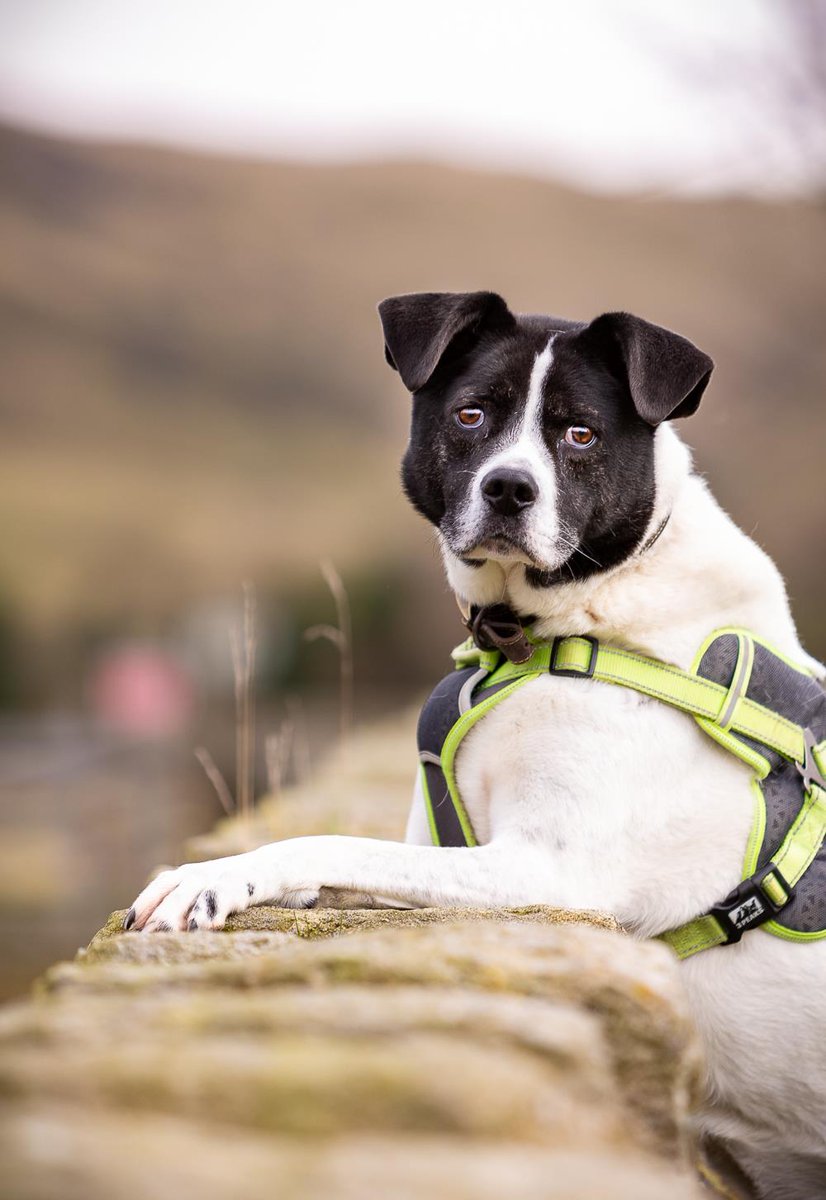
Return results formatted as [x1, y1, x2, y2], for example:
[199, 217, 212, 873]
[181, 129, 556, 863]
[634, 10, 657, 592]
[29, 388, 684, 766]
[378, 291, 514, 393]
[580, 312, 713, 425]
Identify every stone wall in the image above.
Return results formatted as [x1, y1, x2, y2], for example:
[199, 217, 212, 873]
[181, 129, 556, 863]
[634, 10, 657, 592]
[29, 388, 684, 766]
[0, 713, 712, 1199]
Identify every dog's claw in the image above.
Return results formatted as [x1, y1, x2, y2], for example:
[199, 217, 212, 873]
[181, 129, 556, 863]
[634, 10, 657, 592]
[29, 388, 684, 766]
[122, 908, 136, 932]
[187, 918, 198, 932]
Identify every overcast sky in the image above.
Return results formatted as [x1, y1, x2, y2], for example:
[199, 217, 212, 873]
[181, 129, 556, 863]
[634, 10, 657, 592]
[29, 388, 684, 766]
[0, 0, 809, 194]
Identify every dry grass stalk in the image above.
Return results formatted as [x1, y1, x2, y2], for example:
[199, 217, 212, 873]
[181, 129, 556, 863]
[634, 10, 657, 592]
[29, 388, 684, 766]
[193, 746, 235, 817]
[287, 695, 311, 782]
[230, 581, 257, 821]
[304, 559, 353, 747]
[195, 581, 258, 821]
[265, 717, 295, 797]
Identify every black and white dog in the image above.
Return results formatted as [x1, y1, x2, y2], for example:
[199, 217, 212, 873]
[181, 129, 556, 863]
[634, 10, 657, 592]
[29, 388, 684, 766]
[127, 292, 826, 1199]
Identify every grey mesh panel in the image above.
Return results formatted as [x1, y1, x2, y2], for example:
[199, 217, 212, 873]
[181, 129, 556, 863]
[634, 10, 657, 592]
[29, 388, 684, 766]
[747, 642, 826, 730]
[697, 634, 826, 935]
[697, 633, 739, 691]
[417, 668, 478, 759]
[416, 665, 533, 848]
[422, 760, 467, 847]
[417, 666, 485, 848]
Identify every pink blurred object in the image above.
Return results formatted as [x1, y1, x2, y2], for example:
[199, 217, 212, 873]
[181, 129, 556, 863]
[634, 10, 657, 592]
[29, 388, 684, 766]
[89, 646, 195, 736]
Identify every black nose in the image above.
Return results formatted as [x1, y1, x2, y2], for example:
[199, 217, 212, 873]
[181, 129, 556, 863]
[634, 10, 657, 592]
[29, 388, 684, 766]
[481, 468, 538, 516]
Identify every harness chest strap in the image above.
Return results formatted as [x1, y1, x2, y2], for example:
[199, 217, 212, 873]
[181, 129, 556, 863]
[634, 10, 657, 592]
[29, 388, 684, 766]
[467, 634, 815, 766]
[439, 632, 826, 959]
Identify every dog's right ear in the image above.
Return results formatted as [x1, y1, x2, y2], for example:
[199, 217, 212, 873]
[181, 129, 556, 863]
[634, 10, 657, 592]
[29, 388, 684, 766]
[378, 291, 514, 393]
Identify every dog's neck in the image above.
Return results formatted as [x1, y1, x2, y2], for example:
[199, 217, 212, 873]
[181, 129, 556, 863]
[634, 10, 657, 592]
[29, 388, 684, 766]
[444, 426, 802, 671]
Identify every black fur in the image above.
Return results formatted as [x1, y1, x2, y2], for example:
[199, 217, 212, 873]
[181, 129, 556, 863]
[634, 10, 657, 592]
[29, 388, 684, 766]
[378, 291, 514, 393]
[379, 292, 712, 585]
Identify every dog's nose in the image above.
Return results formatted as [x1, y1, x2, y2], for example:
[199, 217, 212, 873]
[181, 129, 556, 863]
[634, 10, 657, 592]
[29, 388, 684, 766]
[481, 468, 538, 516]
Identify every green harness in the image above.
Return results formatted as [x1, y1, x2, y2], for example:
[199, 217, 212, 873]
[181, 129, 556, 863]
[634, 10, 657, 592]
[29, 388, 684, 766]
[416, 621, 826, 959]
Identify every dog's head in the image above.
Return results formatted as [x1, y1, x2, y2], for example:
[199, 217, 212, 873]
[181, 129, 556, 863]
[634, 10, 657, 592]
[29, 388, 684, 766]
[379, 290, 712, 596]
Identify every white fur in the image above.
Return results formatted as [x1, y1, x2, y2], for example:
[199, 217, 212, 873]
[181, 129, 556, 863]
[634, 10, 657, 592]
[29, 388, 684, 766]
[128, 424, 826, 1199]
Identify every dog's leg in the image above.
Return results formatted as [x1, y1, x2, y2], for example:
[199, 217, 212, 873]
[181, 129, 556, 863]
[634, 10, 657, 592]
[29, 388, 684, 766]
[314, 776, 434, 910]
[404, 773, 435, 845]
[126, 834, 573, 932]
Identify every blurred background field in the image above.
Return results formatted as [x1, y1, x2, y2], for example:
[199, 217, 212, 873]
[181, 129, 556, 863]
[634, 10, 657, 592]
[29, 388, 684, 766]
[1, 0, 825, 999]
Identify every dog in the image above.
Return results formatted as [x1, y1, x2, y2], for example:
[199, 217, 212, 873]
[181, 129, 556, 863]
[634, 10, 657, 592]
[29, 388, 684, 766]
[125, 292, 826, 1199]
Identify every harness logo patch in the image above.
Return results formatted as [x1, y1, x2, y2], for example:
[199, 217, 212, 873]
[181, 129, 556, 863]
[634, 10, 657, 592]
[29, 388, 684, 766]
[730, 897, 765, 928]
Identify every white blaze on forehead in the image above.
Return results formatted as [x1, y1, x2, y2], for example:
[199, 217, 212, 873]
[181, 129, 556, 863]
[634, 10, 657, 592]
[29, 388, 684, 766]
[478, 333, 557, 476]
[491, 333, 557, 475]
[520, 336, 556, 450]
[456, 334, 561, 561]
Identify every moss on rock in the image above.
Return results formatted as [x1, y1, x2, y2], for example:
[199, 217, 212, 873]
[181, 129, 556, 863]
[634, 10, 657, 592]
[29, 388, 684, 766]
[225, 901, 623, 937]
[86, 902, 621, 960]
[23, 914, 698, 1164]
[0, 711, 710, 1199]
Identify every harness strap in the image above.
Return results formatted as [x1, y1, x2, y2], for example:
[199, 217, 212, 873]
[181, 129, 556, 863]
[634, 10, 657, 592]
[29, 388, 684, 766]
[490, 634, 809, 767]
[454, 630, 825, 772]
[444, 629, 826, 958]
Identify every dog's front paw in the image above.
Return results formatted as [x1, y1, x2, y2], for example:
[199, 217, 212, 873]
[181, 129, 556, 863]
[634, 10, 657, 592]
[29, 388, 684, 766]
[123, 862, 246, 933]
[123, 853, 320, 933]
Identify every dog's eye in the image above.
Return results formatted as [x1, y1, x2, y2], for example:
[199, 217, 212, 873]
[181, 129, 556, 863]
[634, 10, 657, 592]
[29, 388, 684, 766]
[564, 425, 597, 448]
[455, 407, 485, 429]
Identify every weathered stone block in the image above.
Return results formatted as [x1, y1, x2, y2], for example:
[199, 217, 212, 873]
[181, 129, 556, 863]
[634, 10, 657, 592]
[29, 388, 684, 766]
[1, 1102, 707, 1200]
[0, 718, 709, 1199]
[0, 906, 703, 1181]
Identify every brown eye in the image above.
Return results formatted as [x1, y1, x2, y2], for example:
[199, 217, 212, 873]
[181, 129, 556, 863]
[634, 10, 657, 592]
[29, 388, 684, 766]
[564, 425, 597, 448]
[456, 406, 485, 429]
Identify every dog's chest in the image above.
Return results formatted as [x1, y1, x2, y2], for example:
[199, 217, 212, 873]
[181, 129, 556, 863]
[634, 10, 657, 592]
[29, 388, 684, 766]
[453, 673, 749, 855]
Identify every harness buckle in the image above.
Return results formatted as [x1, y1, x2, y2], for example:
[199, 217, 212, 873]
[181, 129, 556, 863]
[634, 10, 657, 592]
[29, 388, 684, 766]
[710, 862, 793, 945]
[797, 727, 826, 795]
[549, 635, 599, 679]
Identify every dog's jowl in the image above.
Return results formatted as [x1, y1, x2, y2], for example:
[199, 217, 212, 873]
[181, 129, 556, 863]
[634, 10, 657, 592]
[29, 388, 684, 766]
[127, 291, 826, 1200]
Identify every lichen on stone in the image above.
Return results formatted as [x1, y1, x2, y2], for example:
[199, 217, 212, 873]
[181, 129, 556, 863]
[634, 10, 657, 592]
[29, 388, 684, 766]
[0, 716, 710, 1199]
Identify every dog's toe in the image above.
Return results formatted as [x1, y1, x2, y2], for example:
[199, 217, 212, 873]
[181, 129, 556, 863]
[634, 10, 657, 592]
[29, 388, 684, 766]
[186, 877, 251, 931]
[141, 871, 214, 933]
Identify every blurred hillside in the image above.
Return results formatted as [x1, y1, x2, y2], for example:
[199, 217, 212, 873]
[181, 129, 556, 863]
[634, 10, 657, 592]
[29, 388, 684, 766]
[1, 120, 825, 701]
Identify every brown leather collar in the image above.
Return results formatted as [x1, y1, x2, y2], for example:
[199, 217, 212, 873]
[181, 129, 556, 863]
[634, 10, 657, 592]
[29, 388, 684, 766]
[468, 604, 535, 664]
